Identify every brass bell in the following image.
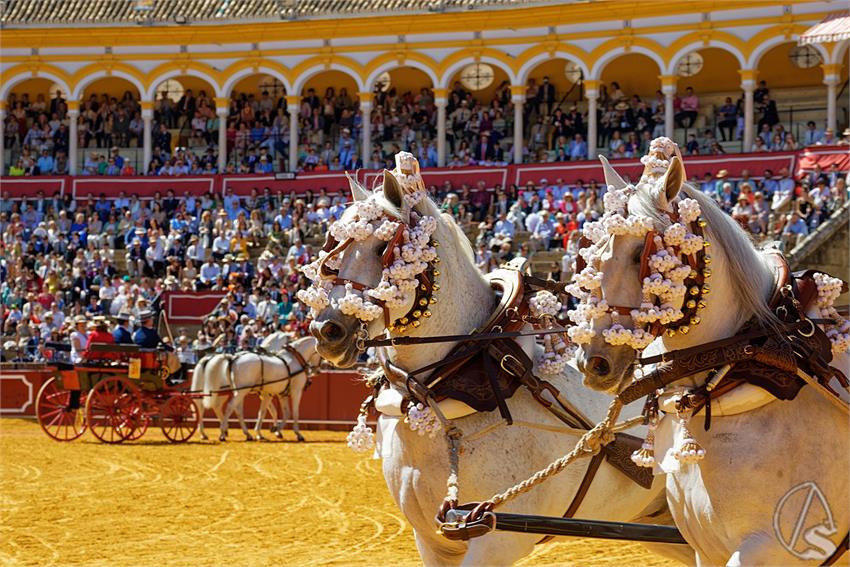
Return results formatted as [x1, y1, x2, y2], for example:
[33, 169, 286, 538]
[433, 284, 441, 291]
[702, 268, 711, 278]
[701, 284, 710, 295]
[698, 218, 708, 228]
[690, 316, 701, 325]
[400, 317, 409, 325]
[686, 300, 696, 309]
[413, 310, 422, 318]
[419, 298, 428, 307]
[698, 300, 707, 309]
[666, 329, 677, 337]
[689, 269, 698, 279]
[703, 255, 711, 265]
[689, 286, 700, 296]
[429, 297, 437, 304]
[388, 325, 396, 332]
[433, 240, 440, 247]
[411, 320, 421, 328]
[433, 270, 440, 277]
[703, 241, 710, 248]
[679, 326, 690, 335]
[420, 284, 427, 291]
[423, 310, 432, 318]
[396, 325, 407, 333]
[434, 257, 441, 263]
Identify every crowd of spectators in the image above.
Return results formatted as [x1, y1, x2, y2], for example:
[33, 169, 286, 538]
[2, 157, 847, 362]
[7, 79, 850, 179]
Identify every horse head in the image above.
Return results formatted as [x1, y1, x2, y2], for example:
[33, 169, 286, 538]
[571, 137, 776, 394]
[304, 154, 485, 370]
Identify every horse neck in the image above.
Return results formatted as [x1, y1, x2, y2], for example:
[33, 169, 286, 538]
[388, 222, 495, 373]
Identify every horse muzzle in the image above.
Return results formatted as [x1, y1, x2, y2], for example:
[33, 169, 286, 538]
[309, 309, 362, 368]
[576, 340, 635, 394]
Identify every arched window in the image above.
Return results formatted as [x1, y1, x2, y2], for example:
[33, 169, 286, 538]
[156, 79, 185, 102]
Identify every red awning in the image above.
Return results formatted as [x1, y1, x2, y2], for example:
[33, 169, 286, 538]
[800, 10, 850, 45]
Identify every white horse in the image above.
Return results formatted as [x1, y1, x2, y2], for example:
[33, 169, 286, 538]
[191, 336, 320, 442]
[576, 149, 849, 566]
[307, 169, 694, 566]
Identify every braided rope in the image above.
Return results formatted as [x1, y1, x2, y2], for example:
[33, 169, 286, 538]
[486, 397, 624, 508]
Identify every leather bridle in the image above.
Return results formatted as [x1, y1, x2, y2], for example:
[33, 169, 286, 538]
[574, 203, 710, 339]
[315, 213, 438, 336]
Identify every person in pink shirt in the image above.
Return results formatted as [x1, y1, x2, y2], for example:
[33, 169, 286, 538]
[675, 86, 699, 129]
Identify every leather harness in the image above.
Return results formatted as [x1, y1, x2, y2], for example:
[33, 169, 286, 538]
[374, 263, 653, 541]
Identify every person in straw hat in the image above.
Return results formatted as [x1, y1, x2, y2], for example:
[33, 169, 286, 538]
[69, 315, 88, 364]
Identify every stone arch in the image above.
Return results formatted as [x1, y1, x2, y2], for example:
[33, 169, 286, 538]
[71, 66, 146, 101]
[144, 63, 223, 100]
[438, 51, 517, 89]
[220, 62, 292, 97]
[588, 39, 665, 80]
[0, 66, 72, 102]
[664, 36, 747, 75]
[364, 56, 439, 92]
[291, 58, 364, 95]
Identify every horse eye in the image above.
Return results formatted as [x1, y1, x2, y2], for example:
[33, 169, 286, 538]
[632, 248, 643, 264]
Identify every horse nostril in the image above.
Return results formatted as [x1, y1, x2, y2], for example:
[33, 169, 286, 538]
[587, 356, 610, 377]
[320, 321, 345, 342]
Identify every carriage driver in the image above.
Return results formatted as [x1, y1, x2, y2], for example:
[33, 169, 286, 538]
[133, 310, 173, 351]
[112, 312, 133, 344]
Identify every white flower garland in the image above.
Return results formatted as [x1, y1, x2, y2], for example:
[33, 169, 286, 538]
[813, 272, 850, 355]
[406, 403, 441, 437]
[298, 153, 437, 323]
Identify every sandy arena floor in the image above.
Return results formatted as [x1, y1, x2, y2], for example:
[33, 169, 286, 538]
[0, 418, 680, 566]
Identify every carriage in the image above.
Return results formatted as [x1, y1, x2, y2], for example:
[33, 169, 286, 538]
[35, 343, 200, 444]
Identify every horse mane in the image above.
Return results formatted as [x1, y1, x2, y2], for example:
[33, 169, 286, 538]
[631, 183, 781, 332]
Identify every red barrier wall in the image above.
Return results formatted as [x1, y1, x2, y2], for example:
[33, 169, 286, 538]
[4, 147, 843, 200]
[0, 365, 368, 433]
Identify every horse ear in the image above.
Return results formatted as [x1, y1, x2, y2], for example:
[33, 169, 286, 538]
[346, 171, 369, 202]
[599, 155, 627, 191]
[661, 155, 686, 204]
[382, 170, 403, 206]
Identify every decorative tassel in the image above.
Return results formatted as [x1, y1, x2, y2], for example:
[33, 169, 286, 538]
[347, 413, 375, 453]
[631, 421, 656, 468]
[674, 411, 705, 464]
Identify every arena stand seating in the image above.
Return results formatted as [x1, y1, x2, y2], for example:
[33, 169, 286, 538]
[2, 0, 849, 362]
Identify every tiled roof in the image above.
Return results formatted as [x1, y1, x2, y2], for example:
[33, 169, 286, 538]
[0, 0, 558, 26]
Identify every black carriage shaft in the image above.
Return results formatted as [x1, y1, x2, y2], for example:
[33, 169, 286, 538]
[446, 509, 688, 544]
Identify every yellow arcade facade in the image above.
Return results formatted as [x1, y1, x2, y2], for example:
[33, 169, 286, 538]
[1, 0, 848, 174]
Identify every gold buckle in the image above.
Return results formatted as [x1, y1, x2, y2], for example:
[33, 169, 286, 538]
[797, 318, 816, 338]
[500, 354, 521, 376]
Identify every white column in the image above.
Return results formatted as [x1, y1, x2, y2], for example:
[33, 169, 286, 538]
[739, 70, 757, 153]
[142, 108, 153, 174]
[216, 108, 228, 172]
[68, 108, 79, 175]
[822, 64, 842, 136]
[287, 103, 299, 173]
[663, 92, 674, 141]
[512, 91, 525, 165]
[360, 102, 372, 167]
[0, 109, 5, 176]
[213, 97, 229, 173]
[584, 81, 599, 159]
[657, 75, 677, 141]
[436, 98, 447, 167]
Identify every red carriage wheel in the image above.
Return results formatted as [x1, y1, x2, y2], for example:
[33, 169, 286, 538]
[85, 377, 139, 444]
[36, 377, 87, 442]
[159, 394, 199, 443]
[120, 406, 151, 441]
